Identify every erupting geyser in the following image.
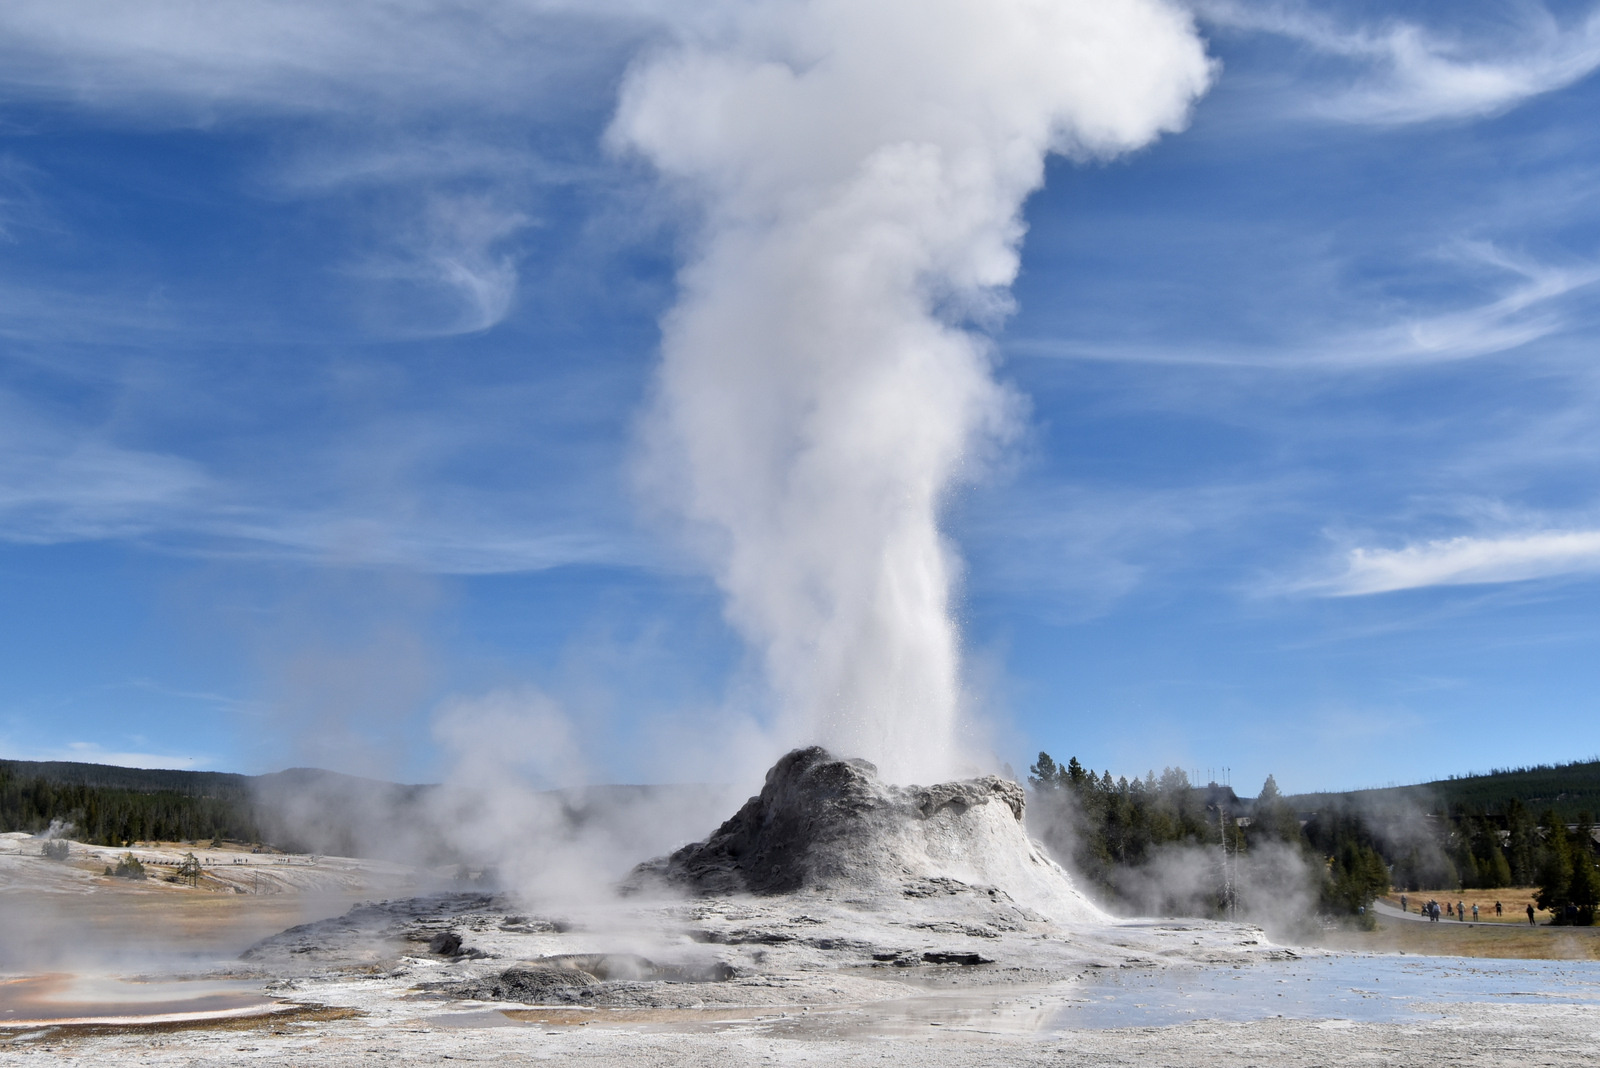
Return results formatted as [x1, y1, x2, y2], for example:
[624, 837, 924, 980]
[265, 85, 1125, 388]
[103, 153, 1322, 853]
[629, 747, 1107, 923]
[613, 0, 1213, 782]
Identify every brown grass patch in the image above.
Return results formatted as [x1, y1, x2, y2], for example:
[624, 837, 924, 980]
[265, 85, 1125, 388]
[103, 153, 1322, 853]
[1314, 918, 1600, 960]
[1381, 887, 1552, 923]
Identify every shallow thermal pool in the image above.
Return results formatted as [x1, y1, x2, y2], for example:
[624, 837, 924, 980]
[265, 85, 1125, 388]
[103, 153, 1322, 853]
[412, 952, 1600, 1041]
[8, 953, 1600, 1036]
[1056, 953, 1600, 1028]
[759, 953, 1600, 1039]
[0, 974, 284, 1028]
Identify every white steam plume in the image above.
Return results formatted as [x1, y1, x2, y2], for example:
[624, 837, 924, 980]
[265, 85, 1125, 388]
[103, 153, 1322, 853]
[612, 0, 1212, 783]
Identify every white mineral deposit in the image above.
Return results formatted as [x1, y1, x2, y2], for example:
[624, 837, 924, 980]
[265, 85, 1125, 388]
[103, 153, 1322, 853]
[4, 751, 1597, 1066]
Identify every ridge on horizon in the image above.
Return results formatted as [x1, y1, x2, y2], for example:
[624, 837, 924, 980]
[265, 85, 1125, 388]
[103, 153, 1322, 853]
[7, 754, 1600, 808]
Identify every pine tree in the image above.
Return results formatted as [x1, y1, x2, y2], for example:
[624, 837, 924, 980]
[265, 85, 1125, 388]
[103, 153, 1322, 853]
[1065, 757, 1087, 788]
[1570, 813, 1598, 925]
[1535, 811, 1573, 916]
[1250, 774, 1302, 845]
[1505, 797, 1538, 884]
[1028, 753, 1061, 791]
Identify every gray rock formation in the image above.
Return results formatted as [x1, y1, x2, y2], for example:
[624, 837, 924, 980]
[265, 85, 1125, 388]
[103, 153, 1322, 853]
[626, 747, 1105, 922]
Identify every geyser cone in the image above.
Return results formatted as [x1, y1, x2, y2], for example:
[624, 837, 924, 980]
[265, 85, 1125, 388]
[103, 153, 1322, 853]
[629, 747, 1106, 924]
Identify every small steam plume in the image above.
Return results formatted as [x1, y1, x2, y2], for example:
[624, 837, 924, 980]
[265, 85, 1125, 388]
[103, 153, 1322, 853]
[611, 0, 1212, 782]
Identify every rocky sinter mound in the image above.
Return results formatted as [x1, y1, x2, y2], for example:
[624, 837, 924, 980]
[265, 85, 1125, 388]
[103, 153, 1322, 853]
[227, 749, 1290, 1017]
[626, 746, 1106, 923]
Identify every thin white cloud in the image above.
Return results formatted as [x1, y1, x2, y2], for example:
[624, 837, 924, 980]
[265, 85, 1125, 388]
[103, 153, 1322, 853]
[270, 138, 596, 194]
[1198, 0, 1600, 124]
[0, 281, 187, 347]
[0, 388, 642, 572]
[0, 0, 658, 118]
[0, 470, 639, 574]
[346, 192, 534, 335]
[1013, 245, 1600, 369]
[0, 399, 212, 542]
[1340, 248, 1600, 367]
[183, 515, 637, 574]
[960, 478, 1301, 620]
[0, 2, 667, 338]
[121, 679, 264, 718]
[1, 741, 209, 770]
[0, 155, 51, 242]
[1310, 529, 1600, 595]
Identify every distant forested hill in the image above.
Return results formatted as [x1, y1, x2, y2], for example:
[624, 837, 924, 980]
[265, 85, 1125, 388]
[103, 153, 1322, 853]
[1, 760, 253, 798]
[0, 759, 261, 845]
[1286, 759, 1600, 822]
[0, 759, 423, 849]
[0, 759, 738, 865]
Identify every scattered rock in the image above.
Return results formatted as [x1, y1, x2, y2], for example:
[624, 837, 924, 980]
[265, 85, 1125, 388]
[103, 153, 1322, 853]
[439, 953, 738, 1005]
[911, 921, 1002, 938]
[688, 928, 796, 945]
[448, 966, 600, 1004]
[922, 951, 994, 966]
[428, 931, 463, 956]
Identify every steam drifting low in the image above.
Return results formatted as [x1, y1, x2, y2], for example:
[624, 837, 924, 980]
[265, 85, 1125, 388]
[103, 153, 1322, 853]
[613, 0, 1213, 782]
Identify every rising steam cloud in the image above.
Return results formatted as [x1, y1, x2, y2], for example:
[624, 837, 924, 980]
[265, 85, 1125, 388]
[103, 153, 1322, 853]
[612, 0, 1213, 781]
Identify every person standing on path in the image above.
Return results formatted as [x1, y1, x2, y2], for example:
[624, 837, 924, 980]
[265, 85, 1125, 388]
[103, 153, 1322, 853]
[1401, 894, 1409, 913]
[1472, 903, 1479, 921]
[1528, 903, 1537, 925]
[1457, 900, 1466, 921]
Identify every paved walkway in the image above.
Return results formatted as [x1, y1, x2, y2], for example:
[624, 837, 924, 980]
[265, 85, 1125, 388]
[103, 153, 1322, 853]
[1372, 899, 1532, 927]
[1374, 899, 1432, 923]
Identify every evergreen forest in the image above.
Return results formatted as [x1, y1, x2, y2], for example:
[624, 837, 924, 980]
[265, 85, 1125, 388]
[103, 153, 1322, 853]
[1027, 752, 1600, 926]
[0, 760, 260, 845]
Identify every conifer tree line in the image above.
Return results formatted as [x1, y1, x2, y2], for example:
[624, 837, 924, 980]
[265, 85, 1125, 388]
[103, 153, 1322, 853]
[0, 763, 260, 846]
[1, 759, 444, 859]
[1028, 752, 1600, 925]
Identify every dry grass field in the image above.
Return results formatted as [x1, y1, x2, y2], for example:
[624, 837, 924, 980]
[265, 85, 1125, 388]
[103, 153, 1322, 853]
[1317, 920, 1600, 960]
[1307, 887, 1600, 960]
[1381, 888, 1546, 923]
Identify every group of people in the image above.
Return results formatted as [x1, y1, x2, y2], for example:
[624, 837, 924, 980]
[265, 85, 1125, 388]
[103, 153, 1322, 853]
[1398, 894, 1537, 924]
[1416, 898, 1457, 922]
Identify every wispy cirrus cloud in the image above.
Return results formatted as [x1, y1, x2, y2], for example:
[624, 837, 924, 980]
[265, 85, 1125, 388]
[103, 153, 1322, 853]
[0, 396, 211, 543]
[0, 1, 667, 337]
[1012, 243, 1600, 369]
[1305, 528, 1600, 596]
[955, 472, 1321, 621]
[344, 192, 534, 336]
[0, 740, 209, 770]
[0, 387, 642, 573]
[1353, 245, 1600, 366]
[1198, 0, 1600, 124]
[0, 0, 656, 118]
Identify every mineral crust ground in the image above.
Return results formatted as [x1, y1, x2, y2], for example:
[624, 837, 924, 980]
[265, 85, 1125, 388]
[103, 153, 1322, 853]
[4, 752, 1598, 1065]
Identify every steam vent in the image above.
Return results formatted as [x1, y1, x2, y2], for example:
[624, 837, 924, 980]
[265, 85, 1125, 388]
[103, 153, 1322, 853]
[629, 746, 1106, 924]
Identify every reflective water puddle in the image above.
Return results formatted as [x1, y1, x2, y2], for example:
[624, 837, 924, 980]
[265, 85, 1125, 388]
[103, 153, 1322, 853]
[1055, 954, 1600, 1028]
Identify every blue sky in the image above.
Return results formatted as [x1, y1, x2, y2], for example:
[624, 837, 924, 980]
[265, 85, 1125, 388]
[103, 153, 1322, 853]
[2, 0, 1599, 794]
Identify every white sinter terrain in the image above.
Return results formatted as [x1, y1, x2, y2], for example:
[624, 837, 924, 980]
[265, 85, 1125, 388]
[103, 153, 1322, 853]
[3, 751, 1599, 1065]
